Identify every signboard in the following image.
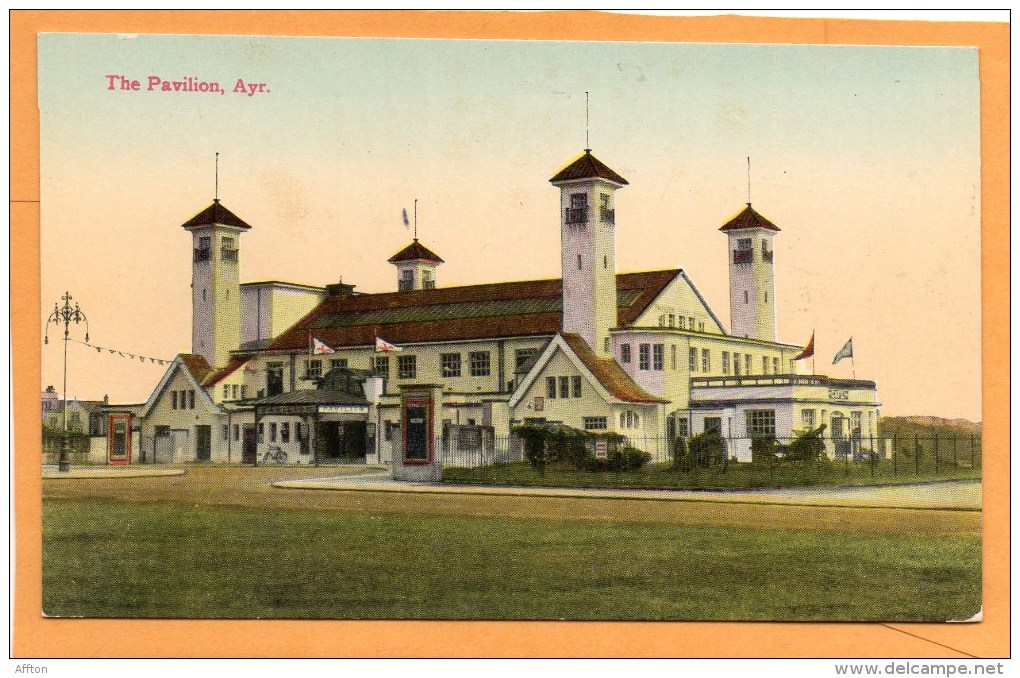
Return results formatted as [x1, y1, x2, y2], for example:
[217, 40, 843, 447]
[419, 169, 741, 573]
[595, 440, 608, 460]
[828, 389, 850, 401]
[318, 404, 369, 414]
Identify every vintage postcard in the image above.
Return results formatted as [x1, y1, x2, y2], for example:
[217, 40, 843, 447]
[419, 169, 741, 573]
[16, 10, 1008, 659]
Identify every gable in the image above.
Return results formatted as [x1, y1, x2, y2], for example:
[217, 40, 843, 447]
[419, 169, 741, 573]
[631, 270, 726, 334]
[139, 356, 221, 418]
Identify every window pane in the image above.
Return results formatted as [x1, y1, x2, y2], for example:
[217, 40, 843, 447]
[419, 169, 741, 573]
[571, 376, 582, 398]
[546, 377, 557, 399]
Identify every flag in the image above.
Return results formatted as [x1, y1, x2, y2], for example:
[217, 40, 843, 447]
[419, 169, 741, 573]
[312, 337, 335, 355]
[402, 208, 410, 229]
[375, 336, 402, 352]
[794, 332, 814, 361]
[832, 337, 854, 365]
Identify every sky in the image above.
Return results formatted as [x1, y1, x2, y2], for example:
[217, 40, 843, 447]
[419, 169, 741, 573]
[37, 32, 981, 420]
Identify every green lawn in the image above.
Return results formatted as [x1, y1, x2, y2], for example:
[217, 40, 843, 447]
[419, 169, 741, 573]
[443, 461, 981, 490]
[43, 498, 980, 621]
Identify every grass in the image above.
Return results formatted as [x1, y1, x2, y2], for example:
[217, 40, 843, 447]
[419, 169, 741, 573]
[442, 460, 982, 490]
[43, 497, 980, 621]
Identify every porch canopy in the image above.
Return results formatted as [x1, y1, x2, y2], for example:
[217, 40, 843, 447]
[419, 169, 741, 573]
[253, 389, 369, 417]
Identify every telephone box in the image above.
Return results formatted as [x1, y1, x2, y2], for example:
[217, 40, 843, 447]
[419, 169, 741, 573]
[107, 413, 133, 465]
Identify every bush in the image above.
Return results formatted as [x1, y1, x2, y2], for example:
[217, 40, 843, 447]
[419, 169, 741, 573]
[688, 431, 726, 468]
[607, 445, 652, 472]
[786, 424, 827, 463]
[672, 436, 690, 470]
[751, 436, 777, 464]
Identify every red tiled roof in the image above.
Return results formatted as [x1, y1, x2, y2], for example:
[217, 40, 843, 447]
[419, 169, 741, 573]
[561, 333, 668, 404]
[181, 200, 252, 231]
[265, 269, 679, 352]
[179, 354, 213, 382]
[201, 356, 252, 387]
[387, 240, 444, 264]
[719, 203, 780, 232]
[549, 150, 629, 186]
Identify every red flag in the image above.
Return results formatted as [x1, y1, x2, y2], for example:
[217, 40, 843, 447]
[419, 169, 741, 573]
[794, 332, 815, 361]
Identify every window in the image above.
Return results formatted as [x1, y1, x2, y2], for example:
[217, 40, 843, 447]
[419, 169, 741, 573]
[233, 424, 240, 441]
[737, 238, 752, 251]
[571, 193, 588, 208]
[222, 424, 229, 440]
[851, 411, 863, 434]
[653, 344, 664, 371]
[571, 376, 582, 398]
[773, 357, 780, 374]
[744, 290, 749, 304]
[668, 314, 675, 327]
[620, 410, 640, 429]
[269, 423, 277, 443]
[604, 336, 611, 353]
[266, 362, 284, 397]
[330, 358, 348, 371]
[305, 359, 322, 379]
[701, 348, 710, 373]
[281, 422, 290, 443]
[689, 347, 697, 372]
[566, 193, 588, 224]
[621, 344, 631, 363]
[733, 354, 741, 376]
[744, 354, 752, 375]
[558, 376, 570, 399]
[372, 356, 389, 376]
[515, 349, 537, 371]
[195, 236, 211, 262]
[240, 385, 247, 399]
[221, 236, 237, 262]
[188, 390, 195, 409]
[257, 424, 264, 443]
[399, 269, 414, 291]
[599, 193, 614, 223]
[762, 356, 770, 374]
[678, 317, 685, 329]
[546, 377, 557, 399]
[469, 351, 490, 377]
[441, 353, 462, 378]
[398, 355, 416, 379]
[577, 254, 582, 270]
[671, 344, 677, 370]
[658, 315, 665, 327]
[222, 385, 229, 399]
[533, 396, 544, 412]
[232, 384, 239, 399]
[746, 409, 776, 438]
[171, 391, 178, 409]
[296, 423, 304, 442]
[422, 269, 435, 290]
[802, 409, 816, 429]
[583, 416, 607, 431]
[722, 352, 730, 374]
[689, 317, 695, 330]
[384, 421, 395, 441]
[704, 417, 722, 434]
[699, 322, 705, 332]
[639, 344, 651, 370]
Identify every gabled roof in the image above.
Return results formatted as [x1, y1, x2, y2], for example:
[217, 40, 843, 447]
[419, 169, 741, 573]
[264, 269, 680, 351]
[181, 199, 252, 231]
[388, 240, 444, 264]
[138, 354, 221, 418]
[509, 333, 667, 408]
[201, 356, 252, 387]
[549, 150, 629, 186]
[719, 203, 780, 232]
[179, 354, 213, 382]
[560, 333, 668, 404]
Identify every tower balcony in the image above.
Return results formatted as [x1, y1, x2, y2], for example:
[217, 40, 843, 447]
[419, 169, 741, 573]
[221, 248, 239, 262]
[732, 249, 752, 264]
[194, 247, 211, 262]
[565, 207, 589, 225]
[762, 249, 773, 263]
[600, 207, 615, 224]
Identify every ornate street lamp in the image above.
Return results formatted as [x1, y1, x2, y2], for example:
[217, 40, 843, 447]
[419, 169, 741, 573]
[44, 292, 89, 472]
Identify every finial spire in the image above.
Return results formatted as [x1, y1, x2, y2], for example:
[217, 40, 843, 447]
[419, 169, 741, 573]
[413, 198, 418, 241]
[215, 152, 220, 202]
[584, 91, 590, 152]
[746, 156, 751, 206]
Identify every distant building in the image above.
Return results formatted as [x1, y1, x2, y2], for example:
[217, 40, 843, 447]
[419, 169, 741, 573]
[137, 148, 880, 464]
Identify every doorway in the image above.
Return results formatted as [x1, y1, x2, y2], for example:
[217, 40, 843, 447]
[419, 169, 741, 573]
[196, 425, 212, 461]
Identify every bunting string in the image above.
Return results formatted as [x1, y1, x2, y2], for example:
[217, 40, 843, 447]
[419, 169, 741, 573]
[66, 338, 173, 366]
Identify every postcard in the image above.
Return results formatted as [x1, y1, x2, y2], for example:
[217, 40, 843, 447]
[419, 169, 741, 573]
[14, 10, 1008, 659]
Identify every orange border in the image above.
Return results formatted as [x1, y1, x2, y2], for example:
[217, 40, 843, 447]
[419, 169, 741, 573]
[11, 11, 1009, 658]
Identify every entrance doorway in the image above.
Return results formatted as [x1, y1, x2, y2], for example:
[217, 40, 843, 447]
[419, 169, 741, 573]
[196, 425, 212, 461]
[242, 425, 256, 464]
[317, 421, 368, 461]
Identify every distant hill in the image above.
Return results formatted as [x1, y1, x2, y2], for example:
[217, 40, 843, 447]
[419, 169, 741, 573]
[879, 416, 982, 438]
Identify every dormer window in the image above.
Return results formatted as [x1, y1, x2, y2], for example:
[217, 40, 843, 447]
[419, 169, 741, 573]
[422, 269, 435, 290]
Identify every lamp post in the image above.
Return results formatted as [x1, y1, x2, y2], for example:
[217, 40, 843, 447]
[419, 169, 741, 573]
[44, 291, 89, 472]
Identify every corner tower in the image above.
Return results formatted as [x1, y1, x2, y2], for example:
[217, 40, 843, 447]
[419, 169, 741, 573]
[388, 239, 444, 291]
[720, 203, 779, 341]
[550, 149, 628, 356]
[182, 199, 251, 367]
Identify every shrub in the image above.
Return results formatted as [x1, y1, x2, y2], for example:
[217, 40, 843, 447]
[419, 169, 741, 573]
[688, 431, 726, 468]
[513, 424, 551, 470]
[672, 436, 690, 470]
[786, 424, 827, 463]
[751, 436, 777, 464]
[607, 445, 651, 471]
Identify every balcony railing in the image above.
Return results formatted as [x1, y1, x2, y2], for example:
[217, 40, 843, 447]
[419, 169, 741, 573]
[691, 374, 877, 389]
[732, 249, 752, 264]
[221, 248, 239, 262]
[600, 207, 615, 224]
[762, 249, 773, 263]
[193, 248, 211, 262]
[565, 207, 588, 224]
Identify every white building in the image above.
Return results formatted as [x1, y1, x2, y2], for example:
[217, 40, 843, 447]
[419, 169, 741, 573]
[136, 148, 880, 464]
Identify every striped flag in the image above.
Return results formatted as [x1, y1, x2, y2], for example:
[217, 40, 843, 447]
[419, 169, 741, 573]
[375, 336, 402, 352]
[794, 332, 815, 361]
[311, 337, 336, 355]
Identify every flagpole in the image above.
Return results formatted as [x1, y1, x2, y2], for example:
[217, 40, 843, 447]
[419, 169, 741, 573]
[851, 355, 856, 380]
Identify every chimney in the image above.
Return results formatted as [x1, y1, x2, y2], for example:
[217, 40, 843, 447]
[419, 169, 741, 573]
[104, 394, 109, 404]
